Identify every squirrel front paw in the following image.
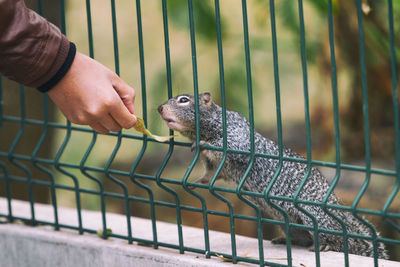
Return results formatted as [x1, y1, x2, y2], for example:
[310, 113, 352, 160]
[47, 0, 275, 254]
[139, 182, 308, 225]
[191, 141, 210, 156]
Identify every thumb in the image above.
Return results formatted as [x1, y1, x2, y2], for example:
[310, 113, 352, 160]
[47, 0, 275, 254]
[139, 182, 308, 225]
[113, 78, 136, 115]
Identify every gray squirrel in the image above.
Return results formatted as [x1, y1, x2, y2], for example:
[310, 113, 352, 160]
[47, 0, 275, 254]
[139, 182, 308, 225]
[158, 92, 388, 259]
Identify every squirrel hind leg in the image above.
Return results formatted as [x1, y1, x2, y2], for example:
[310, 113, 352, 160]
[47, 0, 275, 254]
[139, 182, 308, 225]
[271, 236, 287, 245]
[272, 228, 314, 247]
[308, 243, 332, 252]
[272, 232, 334, 254]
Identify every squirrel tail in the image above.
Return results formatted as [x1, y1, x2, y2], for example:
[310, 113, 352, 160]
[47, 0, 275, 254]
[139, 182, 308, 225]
[326, 210, 389, 259]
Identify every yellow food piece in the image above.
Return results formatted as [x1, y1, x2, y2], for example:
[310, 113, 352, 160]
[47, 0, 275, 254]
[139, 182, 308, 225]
[134, 117, 173, 142]
[215, 254, 232, 262]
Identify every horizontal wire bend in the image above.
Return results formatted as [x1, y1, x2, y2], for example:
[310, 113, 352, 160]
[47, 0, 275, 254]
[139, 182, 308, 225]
[0, 1, 398, 266]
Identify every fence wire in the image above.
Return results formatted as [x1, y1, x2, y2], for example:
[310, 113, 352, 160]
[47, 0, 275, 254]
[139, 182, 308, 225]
[0, 0, 399, 266]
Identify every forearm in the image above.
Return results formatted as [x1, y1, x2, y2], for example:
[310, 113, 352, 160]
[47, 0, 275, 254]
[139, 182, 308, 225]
[0, 0, 137, 133]
[0, 0, 71, 89]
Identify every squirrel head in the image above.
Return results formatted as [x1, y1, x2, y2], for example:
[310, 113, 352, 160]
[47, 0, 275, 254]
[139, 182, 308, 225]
[158, 92, 216, 138]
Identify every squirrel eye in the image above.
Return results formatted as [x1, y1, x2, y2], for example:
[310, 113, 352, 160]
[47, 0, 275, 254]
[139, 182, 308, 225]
[178, 97, 189, 103]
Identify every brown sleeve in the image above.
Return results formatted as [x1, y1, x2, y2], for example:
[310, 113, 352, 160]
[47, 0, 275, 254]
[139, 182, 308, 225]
[0, 0, 70, 88]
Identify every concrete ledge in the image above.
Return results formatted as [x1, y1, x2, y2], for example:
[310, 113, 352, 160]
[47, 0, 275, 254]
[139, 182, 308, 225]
[0, 198, 398, 267]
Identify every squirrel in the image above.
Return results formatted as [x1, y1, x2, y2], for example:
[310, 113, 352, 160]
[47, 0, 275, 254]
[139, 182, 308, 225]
[158, 92, 388, 259]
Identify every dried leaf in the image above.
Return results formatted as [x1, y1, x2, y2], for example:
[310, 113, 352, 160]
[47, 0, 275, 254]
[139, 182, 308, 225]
[134, 118, 174, 142]
[215, 254, 232, 262]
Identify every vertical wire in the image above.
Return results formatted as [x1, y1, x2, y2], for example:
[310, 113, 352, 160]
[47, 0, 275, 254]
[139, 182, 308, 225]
[0, 73, 11, 222]
[128, 0, 156, 247]
[161, 0, 173, 102]
[129, 148, 153, 247]
[8, 86, 36, 224]
[0, 162, 12, 221]
[157, 18, 187, 249]
[103, 140, 132, 241]
[154, 0, 175, 249]
[179, 0, 205, 255]
[382, 0, 400, 232]
[181, 0, 213, 253]
[151, 0, 186, 251]
[78, 0, 108, 239]
[37, 0, 43, 15]
[31, 95, 60, 229]
[207, 0, 237, 262]
[79, 134, 108, 237]
[54, 126, 83, 233]
[108, 0, 132, 243]
[236, 0, 265, 265]
[292, 1, 321, 265]
[86, 0, 95, 59]
[57, 0, 83, 234]
[0, 76, 2, 129]
[264, 0, 293, 265]
[80, 0, 108, 238]
[60, 0, 66, 34]
[321, 0, 349, 265]
[153, 0, 175, 249]
[110, 0, 120, 76]
[354, 0, 379, 263]
[0, 73, 10, 219]
[30, 0, 59, 231]
[0, 77, 10, 219]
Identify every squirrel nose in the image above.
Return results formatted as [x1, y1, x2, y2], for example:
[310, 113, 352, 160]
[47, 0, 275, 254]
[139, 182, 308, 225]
[158, 105, 163, 114]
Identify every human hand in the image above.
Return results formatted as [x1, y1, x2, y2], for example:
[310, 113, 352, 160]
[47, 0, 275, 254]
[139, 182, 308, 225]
[47, 52, 137, 134]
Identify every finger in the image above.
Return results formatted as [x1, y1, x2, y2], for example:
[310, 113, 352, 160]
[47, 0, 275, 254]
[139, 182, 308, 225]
[89, 123, 109, 134]
[109, 99, 137, 130]
[100, 114, 123, 132]
[113, 78, 136, 115]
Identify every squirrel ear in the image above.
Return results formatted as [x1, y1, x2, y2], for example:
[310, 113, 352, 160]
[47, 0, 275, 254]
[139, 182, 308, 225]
[201, 92, 212, 106]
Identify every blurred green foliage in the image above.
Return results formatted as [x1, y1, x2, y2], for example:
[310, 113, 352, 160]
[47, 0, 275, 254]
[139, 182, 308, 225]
[36, 0, 400, 259]
[166, 0, 221, 42]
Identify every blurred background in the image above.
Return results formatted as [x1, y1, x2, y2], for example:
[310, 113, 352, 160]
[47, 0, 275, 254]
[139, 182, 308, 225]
[0, 0, 399, 261]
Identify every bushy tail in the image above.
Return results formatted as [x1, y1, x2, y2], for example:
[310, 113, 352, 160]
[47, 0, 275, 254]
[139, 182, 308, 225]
[325, 209, 389, 259]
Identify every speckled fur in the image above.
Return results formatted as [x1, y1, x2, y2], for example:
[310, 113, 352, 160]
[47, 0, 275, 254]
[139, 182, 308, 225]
[158, 93, 388, 259]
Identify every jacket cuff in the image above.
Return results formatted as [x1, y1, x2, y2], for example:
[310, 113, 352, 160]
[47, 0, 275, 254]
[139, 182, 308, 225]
[37, 41, 76, 93]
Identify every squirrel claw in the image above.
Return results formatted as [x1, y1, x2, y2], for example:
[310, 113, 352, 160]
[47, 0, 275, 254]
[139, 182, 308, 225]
[271, 237, 287, 245]
[191, 141, 207, 152]
[309, 243, 332, 252]
[187, 184, 196, 190]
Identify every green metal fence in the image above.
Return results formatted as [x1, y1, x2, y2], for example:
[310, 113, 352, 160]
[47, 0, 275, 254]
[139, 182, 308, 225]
[0, 0, 399, 266]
